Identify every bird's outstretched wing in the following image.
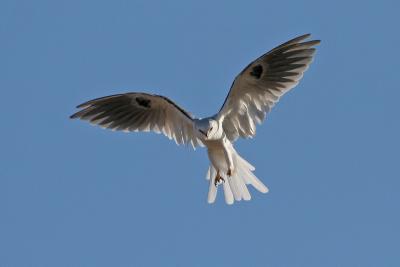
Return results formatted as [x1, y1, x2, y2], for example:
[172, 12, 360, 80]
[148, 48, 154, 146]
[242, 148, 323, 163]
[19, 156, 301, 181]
[71, 93, 203, 147]
[217, 34, 320, 141]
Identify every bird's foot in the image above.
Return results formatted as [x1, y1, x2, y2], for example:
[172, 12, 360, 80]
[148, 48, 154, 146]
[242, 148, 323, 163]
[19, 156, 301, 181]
[214, 172, 225, 186]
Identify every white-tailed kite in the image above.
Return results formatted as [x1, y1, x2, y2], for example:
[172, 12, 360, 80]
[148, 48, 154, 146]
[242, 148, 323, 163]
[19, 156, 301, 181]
[71, 34, 320, 205]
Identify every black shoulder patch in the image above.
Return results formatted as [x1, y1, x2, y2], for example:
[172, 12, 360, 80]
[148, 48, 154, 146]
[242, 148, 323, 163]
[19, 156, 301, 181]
[250, 64, 263, 79]
[136, 97, 151, 108]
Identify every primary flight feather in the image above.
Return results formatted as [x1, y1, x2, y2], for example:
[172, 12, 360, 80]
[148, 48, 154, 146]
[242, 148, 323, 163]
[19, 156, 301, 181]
[71, 33, 320, 204]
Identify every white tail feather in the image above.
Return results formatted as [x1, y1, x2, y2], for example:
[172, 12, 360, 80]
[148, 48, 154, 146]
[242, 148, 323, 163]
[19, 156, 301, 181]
[222, 180, 234, 205]
[235, 174, 251, 201]
[207, 166, 218, 203]
[206, 148, 268, 204]
[206, 166, 211, 180]
[227, 175, 242, 201]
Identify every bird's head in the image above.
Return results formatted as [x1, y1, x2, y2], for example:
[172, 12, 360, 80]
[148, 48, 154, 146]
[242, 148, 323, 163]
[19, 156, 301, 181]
[196, 118, 219, 140]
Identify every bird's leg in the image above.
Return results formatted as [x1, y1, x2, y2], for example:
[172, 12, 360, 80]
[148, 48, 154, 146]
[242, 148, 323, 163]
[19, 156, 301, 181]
[222, 139, 234, 178]
[214, 170, 225, 186]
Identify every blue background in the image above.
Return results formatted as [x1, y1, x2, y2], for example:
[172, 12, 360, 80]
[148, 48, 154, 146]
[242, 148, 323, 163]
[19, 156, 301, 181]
[1, 0, 399, 266]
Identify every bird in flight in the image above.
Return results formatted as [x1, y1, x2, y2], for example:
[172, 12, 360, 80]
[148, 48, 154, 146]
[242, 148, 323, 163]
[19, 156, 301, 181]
[71, 34, 320, 205]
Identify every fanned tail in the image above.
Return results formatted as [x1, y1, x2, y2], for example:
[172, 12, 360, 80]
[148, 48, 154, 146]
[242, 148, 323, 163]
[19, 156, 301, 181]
[205, 149, 268, 205]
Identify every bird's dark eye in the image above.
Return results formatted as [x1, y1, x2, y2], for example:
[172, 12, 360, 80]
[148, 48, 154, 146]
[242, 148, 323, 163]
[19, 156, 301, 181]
[210, 127, 213, 131]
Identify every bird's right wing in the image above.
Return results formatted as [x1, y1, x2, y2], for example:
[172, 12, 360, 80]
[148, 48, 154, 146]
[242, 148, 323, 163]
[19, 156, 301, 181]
[70, 93, 203, 148]
[217, 34, 320, 141]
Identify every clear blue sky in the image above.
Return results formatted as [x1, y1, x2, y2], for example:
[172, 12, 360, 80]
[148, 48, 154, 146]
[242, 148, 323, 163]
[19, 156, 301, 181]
[1, 0, 399, 266]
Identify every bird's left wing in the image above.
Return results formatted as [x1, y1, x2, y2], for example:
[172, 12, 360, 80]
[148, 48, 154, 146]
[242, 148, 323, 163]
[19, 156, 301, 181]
[217, 34, 320, 141]
[71, 92, 203, 147]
